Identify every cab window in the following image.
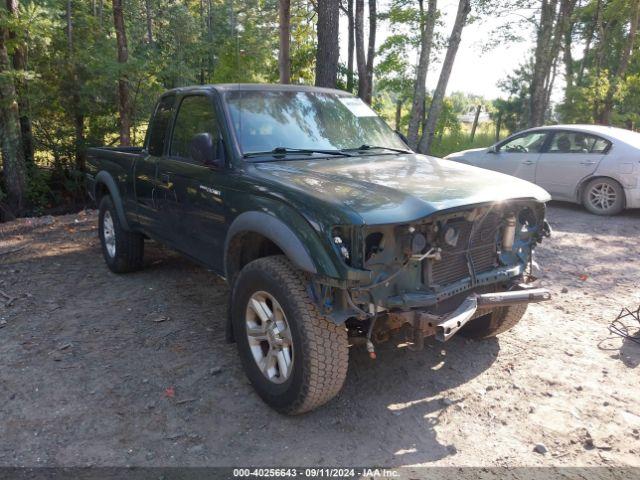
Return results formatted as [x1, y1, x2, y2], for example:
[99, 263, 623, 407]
[499, 132, 547, 153]
[548, 132, 611, 154]
[146, 95, 175, 156]
[170, 95, 219, 160]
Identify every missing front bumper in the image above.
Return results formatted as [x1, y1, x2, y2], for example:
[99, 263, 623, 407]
[434, 288, 551, 341]
[392, 287, 552, 346]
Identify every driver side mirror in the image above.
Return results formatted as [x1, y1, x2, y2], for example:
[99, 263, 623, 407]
[487, 145, 498, 154]
[189, 132, 225, 168]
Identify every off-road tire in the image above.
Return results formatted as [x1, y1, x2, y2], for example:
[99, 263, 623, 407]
[460, 303, 528, 339]
[98, 195, 144, 273]
[582, 177, 625, 216]
[231, 255, 349, 415]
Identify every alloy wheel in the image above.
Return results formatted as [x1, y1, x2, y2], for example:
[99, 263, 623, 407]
[245, 291, 294, 384]
[103, 211, 116, 258]
[587, 182, 617, 212]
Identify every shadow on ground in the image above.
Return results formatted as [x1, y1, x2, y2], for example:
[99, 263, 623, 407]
[0, 220, 500, 467]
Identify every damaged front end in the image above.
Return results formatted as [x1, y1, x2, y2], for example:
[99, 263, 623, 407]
[315, 200, 552, 349]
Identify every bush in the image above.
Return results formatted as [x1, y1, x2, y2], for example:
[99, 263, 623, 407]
[25, 167, 88, 217]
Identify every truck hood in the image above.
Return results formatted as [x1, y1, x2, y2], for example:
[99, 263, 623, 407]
[250, 153, 551, 225]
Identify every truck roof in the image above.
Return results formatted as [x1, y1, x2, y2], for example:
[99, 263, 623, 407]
[161, 83, 351, 97]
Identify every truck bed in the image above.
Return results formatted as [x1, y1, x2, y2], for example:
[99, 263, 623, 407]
[87, 146, 145, 161]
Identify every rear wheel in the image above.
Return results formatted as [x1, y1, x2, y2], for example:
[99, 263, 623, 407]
[460, 303, 528, 339]
[582, 178, 625, 216]
[98, 195, 144, 273]
[231, 255, 348, 415]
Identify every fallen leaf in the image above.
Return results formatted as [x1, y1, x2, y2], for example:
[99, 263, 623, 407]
[164, 386, 175, 398]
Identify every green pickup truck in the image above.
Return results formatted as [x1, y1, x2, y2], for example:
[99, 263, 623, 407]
[86, 84, 552, 414]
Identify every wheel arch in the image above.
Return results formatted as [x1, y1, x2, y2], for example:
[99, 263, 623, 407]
[224, 211, 323, 285]
[577, 175, 627, 208]
[94, 171, 132, 231]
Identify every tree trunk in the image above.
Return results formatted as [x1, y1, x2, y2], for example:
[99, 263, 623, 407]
[7, 0, 33, 167]
[278, 0, 291, 84]
[578, 0, 599, 85]
[495, 110, 502, 143]
[562, 4, 574, 91]
[470, 105, 481, 141]
[417, 0, 470, 154]
[144, 0, 154, 44]
[66, 0, 86, 170]
[112, 0, 131, 146]
[66, 0, 73, 52]
[355, 0, 367, 100]
[407, 0, 437, 149]
[315, 0, 339, 88]
[364, 0, 376, 103]
[346, 0, 355, 92]
[529, 0, 558, 127]
[529, 0, 575, 127]
[207, 0, 214, 80]
[0, 7, 26, 216]
[395, 99, 402, 130]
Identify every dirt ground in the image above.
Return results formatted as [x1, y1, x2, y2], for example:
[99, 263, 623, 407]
[1, 203, 639, 468]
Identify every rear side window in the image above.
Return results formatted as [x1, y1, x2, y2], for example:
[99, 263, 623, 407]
[548, 132, 611, 154]
[592, 138, 610, 153]
[147, 95, 175, 156]
[170, 95, 218, 160]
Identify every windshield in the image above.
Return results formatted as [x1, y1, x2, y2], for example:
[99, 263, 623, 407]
[224, 89, 409, 158]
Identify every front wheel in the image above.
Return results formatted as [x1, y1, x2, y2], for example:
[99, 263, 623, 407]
[582, 178, 625, 216]
[231, 255, 349, 415]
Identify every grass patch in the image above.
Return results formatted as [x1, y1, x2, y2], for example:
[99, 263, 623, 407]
[428, 122, 501, 158]
[429, 132, 495, 158]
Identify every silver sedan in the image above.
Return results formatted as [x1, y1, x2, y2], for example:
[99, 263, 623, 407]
[445, 124, 640, 215]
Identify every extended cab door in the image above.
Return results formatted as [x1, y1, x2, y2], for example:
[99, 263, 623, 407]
[484, 131, 548, 182]
[535, 130, 609, 200]
[155, 94, 229, 273]
[134, 94, 175, 233]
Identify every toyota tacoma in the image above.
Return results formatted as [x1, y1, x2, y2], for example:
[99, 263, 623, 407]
[86, 84, 552, 415]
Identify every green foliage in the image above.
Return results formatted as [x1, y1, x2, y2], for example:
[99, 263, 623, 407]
[429, 128, 496, 158]
[498, 0, 640, 129]
[495, 61, 533, 131]
[25, 168, 52, 216]
[1, 0, 319, 216]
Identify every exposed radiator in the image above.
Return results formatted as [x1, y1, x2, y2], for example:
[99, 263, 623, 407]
[430, 213, 500, 287]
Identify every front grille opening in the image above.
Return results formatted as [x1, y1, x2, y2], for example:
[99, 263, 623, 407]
[430, 213, 501, 287]
[365, 232, 384, 261]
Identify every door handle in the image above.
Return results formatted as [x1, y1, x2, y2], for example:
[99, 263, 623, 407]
[580, 161, 596, 166]
[522, 160, 535, 165]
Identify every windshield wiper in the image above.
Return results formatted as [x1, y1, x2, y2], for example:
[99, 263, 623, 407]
[243, 147, 353, 159]
[341, 144, 412, 154]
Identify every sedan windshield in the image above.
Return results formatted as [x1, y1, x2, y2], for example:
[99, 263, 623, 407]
[224, 89, 409, 158]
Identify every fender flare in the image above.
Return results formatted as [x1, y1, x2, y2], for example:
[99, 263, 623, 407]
[224, 211, 318, 278]
[94, 171, 132, 231]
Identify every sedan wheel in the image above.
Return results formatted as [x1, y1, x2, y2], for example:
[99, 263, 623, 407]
[582, 178, 624, 216]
